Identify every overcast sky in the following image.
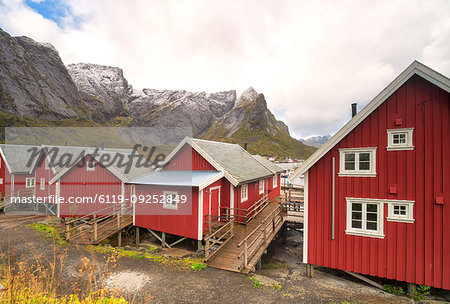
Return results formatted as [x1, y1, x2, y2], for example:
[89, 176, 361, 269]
[1, 0, 450, 138]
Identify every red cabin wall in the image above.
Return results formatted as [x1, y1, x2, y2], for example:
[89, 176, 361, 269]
[267, 174, 281, 200]
[0, 154, 5, 195]
[201, 177, 231, 233]
[11, 173, 35, 194]
[307, 75, 450, 289]
[59, 156, 123, 217]
[134, 185, 199, 240]
[35, 154, 56, 201]
[165, 144, 216, 171]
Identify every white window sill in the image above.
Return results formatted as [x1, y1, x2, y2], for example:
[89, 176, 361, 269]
[338, 173, 377, 177]
[386, 217, 414, 223]
[345, 230, 385, 239]
[387, 146, 414, 151]
[163, 205, 178, 210]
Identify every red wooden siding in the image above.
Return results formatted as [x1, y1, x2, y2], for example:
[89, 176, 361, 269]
[202, 177, 231, 232]
[134, 185, 199, 239]
[165, 144, 216, 171]
[59, 156, 123, 217]
[10, 173, 35, 194]
[35, 154, 56, 200]
[0, 154, 5, 195]
[307, 75, 450, 289]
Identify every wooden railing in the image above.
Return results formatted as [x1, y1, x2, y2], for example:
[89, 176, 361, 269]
[65, 204, 132, 242]
[237, 205, 283, 269]
[204, 219, 234, 261]
[223, 193, 269, 225]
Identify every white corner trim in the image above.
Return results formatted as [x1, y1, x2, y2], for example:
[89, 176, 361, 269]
[0, 148, 12, 174]
[303, 171, 308, 264]
[198, 188, 204, 240]
[291, 61, 450, 180]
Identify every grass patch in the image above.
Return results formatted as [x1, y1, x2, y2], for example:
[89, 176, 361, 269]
[27, 222, 68, 246]
[87, 245, 207, 272]
[262, 263, 290, 270]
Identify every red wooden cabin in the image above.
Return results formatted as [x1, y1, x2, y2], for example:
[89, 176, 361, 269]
[0, 145, 38, 198]
[132, 137, 282, 242]
[291, 61, 450, 290]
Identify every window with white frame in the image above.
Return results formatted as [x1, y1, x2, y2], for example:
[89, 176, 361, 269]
[26, 178, 35, 188]
[0, 178, 3, 185]
[241, 184, 248, 202]
[273, 174, 278, 188]
[162, 191, 178, 210]
[346, 198, 384, 238]
[40, 178, 45, 190]
[259, 180, 264, 194]
[339, 148, 376, 176]
[387, 128, 414, 151]
[86, 161, 95, 171]
[45, 158, 49, 170]
[387, 201, 414, 223]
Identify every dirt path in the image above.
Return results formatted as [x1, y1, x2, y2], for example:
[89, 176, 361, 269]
[0, 215, 415, 304]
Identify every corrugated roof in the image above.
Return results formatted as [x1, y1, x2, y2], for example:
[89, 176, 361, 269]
[130, 170, 222, 187]
[191, 138, 273, 184]
[252, 155, 285, 174]
[0, 144, 40, 173]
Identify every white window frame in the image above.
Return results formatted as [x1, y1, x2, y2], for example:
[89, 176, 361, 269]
[0, 178, 3, 185]
[86, 161, 95, 171]
[259, 180, 265, 194]
[345, 198, 384, 238]
[162, 191, 179, 210]
[45, 158, 49, 170]
[40, 178, 45, 190]
[273, 174, 278, 188]
[26, 178, 35, 188]
[241, 184, 248, 202]
[387, 201, 414, 223]
[387, 128, 414, 151]
[339, 148, 377, 177]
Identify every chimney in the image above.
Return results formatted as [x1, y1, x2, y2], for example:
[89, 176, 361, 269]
[244, 143, 248, 151]
[351, 103, 357, 117]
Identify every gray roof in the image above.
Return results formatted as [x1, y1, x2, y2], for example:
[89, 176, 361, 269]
[130, 170, 222, 187]
[252, 155, 285, 174]
[0, 144, 40, 174]
[191, 138, 273, 184]
[46, 146, 154, 182]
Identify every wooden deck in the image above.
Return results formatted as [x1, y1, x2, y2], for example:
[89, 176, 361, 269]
[206, 198, 285, 273]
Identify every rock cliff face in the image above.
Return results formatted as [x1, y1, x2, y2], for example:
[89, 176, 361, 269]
[300, 135, 331, 148]
[0, 28, 316, 158]
[67, 63, 132, 122]
[0, 29, 87, 119]
[128, 89, 236, 136]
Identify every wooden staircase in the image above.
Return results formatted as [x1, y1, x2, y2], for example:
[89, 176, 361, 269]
[205, 198, 285, 273]
[65, 205, 133, 245]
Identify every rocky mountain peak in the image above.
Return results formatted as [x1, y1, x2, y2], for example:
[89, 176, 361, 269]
[236, 86, 260, 106]
[67, 63, 133, 122]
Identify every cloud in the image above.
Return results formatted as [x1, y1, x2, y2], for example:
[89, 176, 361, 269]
[1, 0, 450, 138]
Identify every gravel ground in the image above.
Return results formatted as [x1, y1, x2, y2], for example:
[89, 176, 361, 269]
[0, 215, 420, 303]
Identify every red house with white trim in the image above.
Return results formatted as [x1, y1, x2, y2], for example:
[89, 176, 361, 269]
[0, 145, 38, 198]
[291, 61, 450, 290]
[132, 137, 283, 242]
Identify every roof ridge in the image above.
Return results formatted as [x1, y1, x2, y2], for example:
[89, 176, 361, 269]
[192, 138, 240, 147]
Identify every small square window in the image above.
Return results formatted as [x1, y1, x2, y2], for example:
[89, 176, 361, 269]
[387, 128, 414, 151]
[26, 178, 35, 188]
[387, 201, 414, 223]
[86, 161, 95, 171]
[162, 191, 179, 210]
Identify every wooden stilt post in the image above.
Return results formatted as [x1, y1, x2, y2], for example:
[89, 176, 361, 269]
[94, 213, 98, 242]
[281, 223, 287, 244]
[198, 240, 202, 251]
[162, 232, 165, 248]
[118, 230, 122, 247]
[306, 264, 314, 278]
[135, 226, 140, 245]
[407, 283, 416, 297]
